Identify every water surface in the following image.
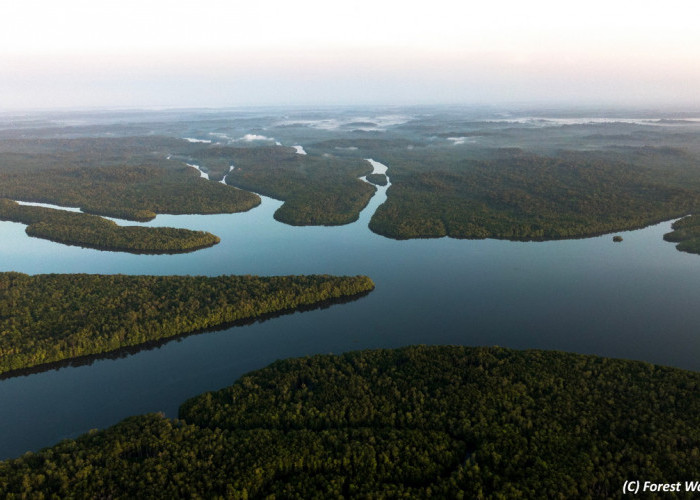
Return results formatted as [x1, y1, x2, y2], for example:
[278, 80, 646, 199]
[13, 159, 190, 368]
[1, 184, 699, 459]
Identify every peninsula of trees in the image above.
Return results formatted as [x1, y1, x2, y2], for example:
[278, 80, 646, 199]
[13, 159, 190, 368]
[0, 200, 221, 254]
[165, 143, 378, 225]
[0, 272, 374, 375]
[220, 146, 376, 225]
[0, 137, 262, 252]
[0, 146, 260, 222]
[1, 345, 698, 497]
[663, 215, 700, 255]
[366, 147, 700, 240]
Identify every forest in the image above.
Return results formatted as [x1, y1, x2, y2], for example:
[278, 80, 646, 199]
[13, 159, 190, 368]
[663, 214, 700, 255]
[7, 134, 700, 242]
[218, 146, 376, 225]
[0, 200, 221, 254]
[0, 137, 265, 253]
[0, 272, 374, 375]
[302, 137, 700, 240]
[0, 137, 379, 227]
[1, 345, 698, 498]
[365, 173, 388, 186]
[145, 143, 378, 224]
[0, 139, 261, 222]
[364, 147, 700, 240]
[2, 111, 700, 496]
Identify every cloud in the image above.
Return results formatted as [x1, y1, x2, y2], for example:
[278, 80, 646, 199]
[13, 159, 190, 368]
[238, 134, 275, 142]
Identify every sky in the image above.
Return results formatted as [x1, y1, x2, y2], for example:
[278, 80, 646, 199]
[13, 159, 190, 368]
[2, 0, 699, 110]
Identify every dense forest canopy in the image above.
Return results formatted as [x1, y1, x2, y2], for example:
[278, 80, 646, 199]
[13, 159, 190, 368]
[663, 214, 700, 255]
[156, 141, 379, 226]
[0, 137, 260, 221]
[0, 272, 374, 375]
[1, 345, 698, 497]
[0, 137, 264, 252]
[365, 173, 388, 186]
[221, 146, 376, 225]
[2, 111, 700, 495]
[0, 137, 377, 228]
[4, 133, 700, 241]
[303, 137, 700, 240]
[359, 147, 700, 240]
[0, 157, 260, 222]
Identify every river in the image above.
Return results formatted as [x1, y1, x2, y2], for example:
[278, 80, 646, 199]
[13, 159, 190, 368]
[1, 167, 700, 459]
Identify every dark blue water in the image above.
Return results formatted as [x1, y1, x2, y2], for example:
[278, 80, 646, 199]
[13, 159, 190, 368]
[2, 183, 700, 460]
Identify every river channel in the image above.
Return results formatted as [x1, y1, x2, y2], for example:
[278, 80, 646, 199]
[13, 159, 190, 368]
[1, 168, 700, 459]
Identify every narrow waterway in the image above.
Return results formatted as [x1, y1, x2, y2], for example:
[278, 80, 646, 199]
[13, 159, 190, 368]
[186, 163, 209, 180]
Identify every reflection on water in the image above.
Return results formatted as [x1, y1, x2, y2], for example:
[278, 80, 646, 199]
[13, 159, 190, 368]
[1, 189, 700, 459]
[0, 290, 372, 381]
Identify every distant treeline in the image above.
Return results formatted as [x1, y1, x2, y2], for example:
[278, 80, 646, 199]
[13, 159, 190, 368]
[180, 138, 700, 241]
[0, 272, 374, 375]
[157, 144, 378, 225]
[0, 138, 260, 222]
[0, 200, 220, 253]
[368, 149, 700, 240]
[1, 345, 698, 497]
[0, 162, 260, 221]
[304, 143, 700, 240]
[6, 136, 700, 245]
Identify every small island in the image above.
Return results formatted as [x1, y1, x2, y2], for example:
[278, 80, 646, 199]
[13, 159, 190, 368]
[0, 272, 375, 375]
[1, 345, 698, 497]
[365, 173, 388, 186]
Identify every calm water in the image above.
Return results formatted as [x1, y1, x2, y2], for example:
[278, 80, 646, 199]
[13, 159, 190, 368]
[2, 183, 700, 459]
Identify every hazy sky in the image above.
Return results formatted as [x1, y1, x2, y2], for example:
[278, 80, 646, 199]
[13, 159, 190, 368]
[2, 0, 699, 110]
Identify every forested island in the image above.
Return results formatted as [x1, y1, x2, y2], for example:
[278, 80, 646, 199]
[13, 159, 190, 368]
[1, 345, 698, 498]
[0, 272, 374, 375]
[0, 200, 221, 254]
[365, 173, 388, 186]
